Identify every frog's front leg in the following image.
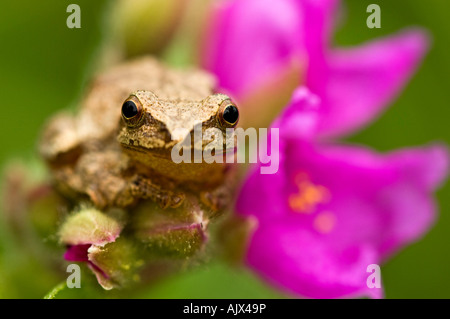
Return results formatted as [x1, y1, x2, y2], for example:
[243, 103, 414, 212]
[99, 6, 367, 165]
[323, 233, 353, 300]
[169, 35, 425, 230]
[120, 174, 185, 209]
[82, 170, 185, 210]
[76, 152, 183, 209]
[200, 166, 237, 215]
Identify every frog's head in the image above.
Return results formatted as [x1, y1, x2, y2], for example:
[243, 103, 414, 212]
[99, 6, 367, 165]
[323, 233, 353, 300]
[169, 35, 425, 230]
[117, 90, 238, 179]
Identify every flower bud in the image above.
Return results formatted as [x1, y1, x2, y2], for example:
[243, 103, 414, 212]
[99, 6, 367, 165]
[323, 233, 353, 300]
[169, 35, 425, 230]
[130, 197, 208, 258]
[216, 214, 257, 265]
[102, 0, 188, 64]
[59, 207, 143, 290]
[1, 160, 60, 248]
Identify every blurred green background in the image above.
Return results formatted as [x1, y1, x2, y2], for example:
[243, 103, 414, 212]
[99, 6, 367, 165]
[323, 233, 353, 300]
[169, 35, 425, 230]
[0, 0, 448, 298]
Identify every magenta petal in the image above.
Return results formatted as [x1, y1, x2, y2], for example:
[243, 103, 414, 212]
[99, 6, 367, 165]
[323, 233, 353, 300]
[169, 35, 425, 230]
[375, 144, 449, 256]
[236, 164, 287, 221]
[64, 244, 91, 262]
[284, 142, 448, 256]
[201, 0, 306, 99]
[387, 143, 449, 191]
[247, 221, 382, 299]
[237, 140, 448, 298]
[202, 0, 340, 100]
[64, 244, 111, 285]
[302, 0, 339, 69]
[312, 29, 430, 138]
[273, 87, 321, 139]
[236, 87, 320, 220]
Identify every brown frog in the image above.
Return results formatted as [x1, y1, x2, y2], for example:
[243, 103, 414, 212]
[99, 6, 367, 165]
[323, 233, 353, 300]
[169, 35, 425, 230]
[39, 56, 238, 217]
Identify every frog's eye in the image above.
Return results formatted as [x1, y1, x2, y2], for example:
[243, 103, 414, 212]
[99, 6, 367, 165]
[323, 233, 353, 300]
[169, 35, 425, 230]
[218, 100, 239, 128]
[122, 96, 143, 127]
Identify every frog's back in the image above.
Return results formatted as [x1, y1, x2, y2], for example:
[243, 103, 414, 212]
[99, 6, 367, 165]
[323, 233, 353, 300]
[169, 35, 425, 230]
[40, 56, 216, 162]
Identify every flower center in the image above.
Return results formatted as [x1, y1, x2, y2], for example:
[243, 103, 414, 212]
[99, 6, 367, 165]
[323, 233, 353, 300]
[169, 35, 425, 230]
[288, 173, 336, 234]
[288, 172, 330, 214]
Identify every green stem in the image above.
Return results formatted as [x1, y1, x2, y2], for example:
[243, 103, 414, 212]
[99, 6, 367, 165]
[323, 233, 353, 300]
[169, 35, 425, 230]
[43, 281, 67, 299]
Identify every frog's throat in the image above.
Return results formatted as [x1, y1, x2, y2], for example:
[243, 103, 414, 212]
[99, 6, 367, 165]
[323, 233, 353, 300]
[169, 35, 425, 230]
[121, 144, 229, 184]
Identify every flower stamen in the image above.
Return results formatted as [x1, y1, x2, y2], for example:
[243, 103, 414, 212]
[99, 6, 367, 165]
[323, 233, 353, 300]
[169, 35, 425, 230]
[288, 173, 330, 213]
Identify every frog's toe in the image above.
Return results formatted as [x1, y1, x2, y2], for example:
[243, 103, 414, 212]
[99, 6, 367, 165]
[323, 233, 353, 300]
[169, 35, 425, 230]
[86, 187, 107, 209]
[157, 192, 185, 209]
[200, 191, 219, 212]
[169, 192, 185, 209]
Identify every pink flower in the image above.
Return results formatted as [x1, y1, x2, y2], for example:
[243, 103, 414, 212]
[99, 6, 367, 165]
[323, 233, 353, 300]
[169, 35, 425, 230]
[236, 88, 449, 298]
[202, 0, 445, 298]
[201, 0, 428, 137]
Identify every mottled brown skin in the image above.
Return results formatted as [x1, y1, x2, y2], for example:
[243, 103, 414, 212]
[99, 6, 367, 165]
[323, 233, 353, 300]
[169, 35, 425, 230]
[39, 57, 237, 216]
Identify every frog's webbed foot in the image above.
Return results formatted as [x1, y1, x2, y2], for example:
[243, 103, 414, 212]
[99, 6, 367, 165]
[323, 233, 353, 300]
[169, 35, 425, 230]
[128, 175, 185, 209]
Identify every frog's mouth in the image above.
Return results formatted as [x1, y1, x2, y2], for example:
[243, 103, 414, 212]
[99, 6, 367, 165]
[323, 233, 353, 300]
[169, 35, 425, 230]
[121, 143, 237, 163]
[202, 145, 237, 162]
[121, 143, 172, 158]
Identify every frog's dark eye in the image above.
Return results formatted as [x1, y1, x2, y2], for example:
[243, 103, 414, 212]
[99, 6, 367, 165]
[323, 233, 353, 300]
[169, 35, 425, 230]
[122, 96, 143, 127]
[218, 100, 239, 128]
[122, 101, 138, 118]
